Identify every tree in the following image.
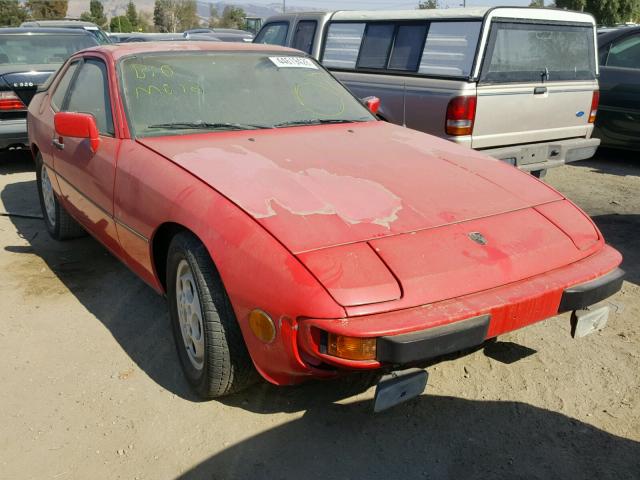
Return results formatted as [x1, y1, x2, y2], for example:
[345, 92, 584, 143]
[208, 5, 218, 28]
[80, 0, 108, 29]
[418, 0, 437, 8]
[555, 0, 640, 25]
[154, 0, 170, 32]
[529, 0, 545, 6]
[219, 6, 246, 29]
[126, 1, 138, 31]
[153, 0, 199, 33]
[110, 15, 133, 32]
[137, 11, 153, 32]
[25, 0, 68, 19]
[0, 0, 28, 26]
[175, 0, 199, 30]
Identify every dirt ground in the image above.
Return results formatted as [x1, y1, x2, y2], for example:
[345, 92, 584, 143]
[0, 150, 638, 480]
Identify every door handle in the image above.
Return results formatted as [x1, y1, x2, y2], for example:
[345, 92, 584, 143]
[52, 138, 64, 150]
[534, 87, 547, 95]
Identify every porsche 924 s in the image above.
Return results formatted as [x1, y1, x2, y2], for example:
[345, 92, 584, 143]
[27, 42, 624, 409]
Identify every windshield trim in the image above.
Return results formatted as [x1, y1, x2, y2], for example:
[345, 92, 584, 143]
[116, 50, 376, 139]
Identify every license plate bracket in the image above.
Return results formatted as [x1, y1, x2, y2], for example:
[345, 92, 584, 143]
[571, 305, 610, 338]
[373, 368, 428, 413]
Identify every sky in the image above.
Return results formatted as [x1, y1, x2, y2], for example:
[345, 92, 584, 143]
[272, 0, 532, 10]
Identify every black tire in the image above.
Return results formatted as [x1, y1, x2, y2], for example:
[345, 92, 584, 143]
[167, 232, 257, 398]
[35, 152, 85, 240]
[531, 169, 547, 179]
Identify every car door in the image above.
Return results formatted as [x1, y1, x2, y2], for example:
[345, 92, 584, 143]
[51, 56, 122, 254]
[596, 32, 640, 150]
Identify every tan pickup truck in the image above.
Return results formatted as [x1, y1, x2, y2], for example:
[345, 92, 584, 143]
[255, 7, 601, 177]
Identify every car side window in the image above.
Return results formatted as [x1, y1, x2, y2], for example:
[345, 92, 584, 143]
[606, 34, 640, 69]
[357, 23, 395, 69]
[64, 58, 114, 136]
[50, 61, 79, 111]
[388, 24, 428, 71]
[291, 20, 317, 54]
[322, 22, 366, 69]
[254, 22, 289, 46]
[420, 21, 482, 77]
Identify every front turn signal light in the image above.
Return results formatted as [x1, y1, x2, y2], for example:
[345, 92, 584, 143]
[327, 333, 377, 361]
[248, 309, 276, 343]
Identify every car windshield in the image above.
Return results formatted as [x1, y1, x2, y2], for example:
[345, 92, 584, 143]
[0, 33, 97, 65]
[119, 52, 374, 137]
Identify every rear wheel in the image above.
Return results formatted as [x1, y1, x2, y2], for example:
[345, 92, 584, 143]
[167, 232, 256, 398]
[35, 152, 85, 240]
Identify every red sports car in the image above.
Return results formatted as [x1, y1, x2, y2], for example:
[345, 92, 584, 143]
[27, 43, 624, 406]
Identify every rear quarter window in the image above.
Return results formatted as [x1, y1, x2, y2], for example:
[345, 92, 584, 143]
[323, 20, 480, 77]
[480, 21, 596, 83]
[419, 21, 481, 77]
[254, 22, 289, 46]
[322, 23, 366, 69]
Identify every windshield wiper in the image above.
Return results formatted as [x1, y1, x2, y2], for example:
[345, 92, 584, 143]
[273, 119, 367, 128]
[147, 121, 271, 131]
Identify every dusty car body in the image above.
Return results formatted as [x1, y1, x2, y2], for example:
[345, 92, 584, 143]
[27, 42, 623, 401]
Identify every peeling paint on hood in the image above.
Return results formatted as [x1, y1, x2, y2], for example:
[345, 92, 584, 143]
[138, 122, 562, 253]
[171, 146, 403, 229]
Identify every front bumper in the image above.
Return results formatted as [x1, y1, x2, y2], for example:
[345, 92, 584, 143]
[480, 137, 600, 172]
[0, 118, 28, 149]
[297, 245, 623, 370]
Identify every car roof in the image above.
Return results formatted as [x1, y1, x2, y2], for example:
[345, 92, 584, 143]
[597, 25, 640, 46]
[20, 20, 99, 28]
[79, 41, 302, 61]
[330, 7, 594, 23]
[0, 27, 95, 35]
[265, 7, 595, 25]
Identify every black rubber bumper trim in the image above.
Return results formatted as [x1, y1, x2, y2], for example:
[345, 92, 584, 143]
[376, 314, 490, 365]
[558, 267, 625, 313]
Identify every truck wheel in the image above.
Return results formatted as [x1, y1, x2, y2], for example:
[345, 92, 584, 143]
[167, 232, 256, 398]
[35, 152, 85, 240]
[531, 169, 547, 179]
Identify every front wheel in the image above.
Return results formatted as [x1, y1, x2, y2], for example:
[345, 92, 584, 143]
[166, 232, 256, 398]
[35, 152, 85, 240]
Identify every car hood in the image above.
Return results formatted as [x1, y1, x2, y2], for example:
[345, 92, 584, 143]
[138, 121, 563, 254]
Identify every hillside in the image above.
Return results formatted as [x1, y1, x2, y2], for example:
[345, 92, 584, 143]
[65, 0, 324, 19]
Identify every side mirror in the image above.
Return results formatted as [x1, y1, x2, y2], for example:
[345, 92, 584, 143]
[54, 112, 100, 153]
[362, 96, 381, 115]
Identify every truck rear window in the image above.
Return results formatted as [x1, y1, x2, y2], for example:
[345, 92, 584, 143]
[480, 21, 596, 83]
[0, 33, 97, 65]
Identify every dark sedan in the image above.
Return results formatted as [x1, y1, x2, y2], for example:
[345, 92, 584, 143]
[0, 28, 98, 151]
[595, 26, 640, 151]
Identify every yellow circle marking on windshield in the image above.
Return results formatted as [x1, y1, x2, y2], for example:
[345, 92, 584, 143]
[294, 81, 345, 117]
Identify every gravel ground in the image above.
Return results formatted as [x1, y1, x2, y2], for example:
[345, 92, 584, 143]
[0, 150, 638, 480]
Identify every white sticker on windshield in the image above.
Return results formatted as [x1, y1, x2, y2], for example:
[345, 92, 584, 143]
[269, 56, 317, 69]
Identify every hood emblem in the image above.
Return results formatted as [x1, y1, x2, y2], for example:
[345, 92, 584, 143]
[468, 232, 488, 246]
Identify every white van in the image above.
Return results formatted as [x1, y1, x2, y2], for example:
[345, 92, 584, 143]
[255, 8, 601, 176]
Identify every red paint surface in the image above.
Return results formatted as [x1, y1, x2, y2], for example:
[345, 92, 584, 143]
[27, 43, 623, 385]
[298, 242, 401, 307]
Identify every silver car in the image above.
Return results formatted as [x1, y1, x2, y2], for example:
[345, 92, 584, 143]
[255, 7, 601, 176]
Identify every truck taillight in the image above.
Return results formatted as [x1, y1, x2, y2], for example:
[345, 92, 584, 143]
[0, 91, 26, 111]
[589, 91, 599, 123]
[445, 95, 477, 136]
